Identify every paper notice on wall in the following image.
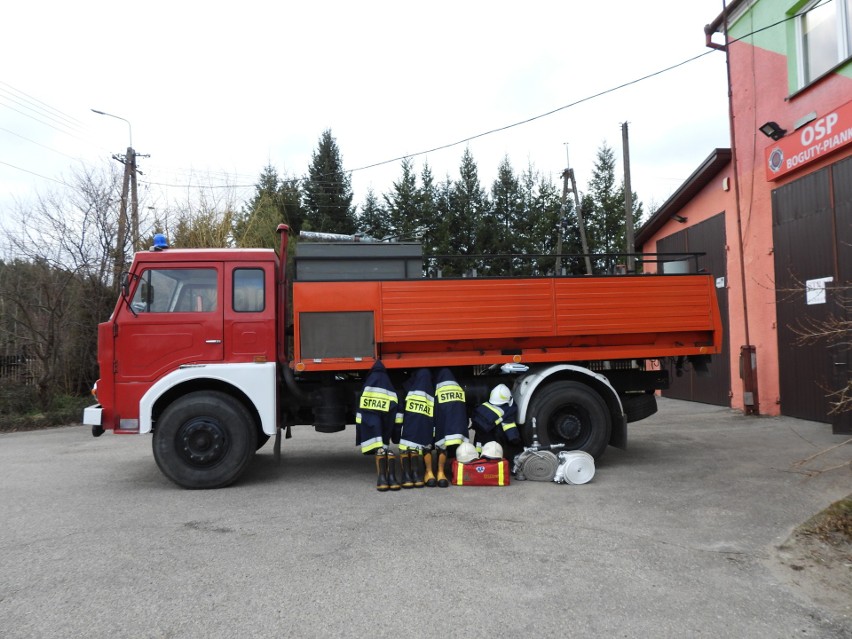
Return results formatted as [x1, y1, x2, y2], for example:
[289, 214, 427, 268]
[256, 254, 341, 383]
[805, 276, 833, 305]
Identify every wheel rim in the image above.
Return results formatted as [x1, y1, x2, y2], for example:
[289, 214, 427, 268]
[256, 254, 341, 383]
[177, 417, 229, 467]
[549, 407, 589, 447]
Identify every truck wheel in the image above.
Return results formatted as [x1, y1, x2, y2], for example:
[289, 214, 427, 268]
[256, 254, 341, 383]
[152, 391, 257, 489]
[524, 381, 611, 459]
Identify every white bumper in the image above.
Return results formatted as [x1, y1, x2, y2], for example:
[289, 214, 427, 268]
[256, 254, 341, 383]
[83, 404, 102, 426]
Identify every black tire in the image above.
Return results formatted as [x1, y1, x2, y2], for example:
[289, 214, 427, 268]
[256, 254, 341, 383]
[524, 381, 612, 459]
[152, 391, 257, 489]
[622, 393, 658, 423]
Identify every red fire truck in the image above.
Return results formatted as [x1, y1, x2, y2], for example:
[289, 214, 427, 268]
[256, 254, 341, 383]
[84, 226, 722, 488]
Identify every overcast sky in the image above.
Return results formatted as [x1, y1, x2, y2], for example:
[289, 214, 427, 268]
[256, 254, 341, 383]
[1, 1, 732, 231]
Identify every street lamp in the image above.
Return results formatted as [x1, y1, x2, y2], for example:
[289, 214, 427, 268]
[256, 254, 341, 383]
[91, 108, 139, 279]
[91, 108, 132, 148]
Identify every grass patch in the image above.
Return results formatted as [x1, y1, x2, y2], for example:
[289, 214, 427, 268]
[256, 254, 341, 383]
[0, 392, 92, 433]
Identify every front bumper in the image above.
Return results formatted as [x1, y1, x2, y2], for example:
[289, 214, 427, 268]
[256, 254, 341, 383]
[84, 404, 104, 437]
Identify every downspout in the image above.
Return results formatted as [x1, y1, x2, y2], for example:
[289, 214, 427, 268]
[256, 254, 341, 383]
[705, 1, 759, 415]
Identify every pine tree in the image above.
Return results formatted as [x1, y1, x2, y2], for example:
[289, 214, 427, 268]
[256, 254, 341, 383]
[446, 148, 488, 275]
[417, 161, 439, 258]
[517, 166, 565, 275]
[384, 158, 420, 241]
[487, 157, 522, 274]
[584, 142, 642, 273]
[302, 129, 356, 234]
[430, 176, 454, 276]
[357, 188, 389, 241]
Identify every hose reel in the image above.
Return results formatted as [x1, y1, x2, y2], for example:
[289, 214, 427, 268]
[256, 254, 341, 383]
[513, 417, 563, 481]
[514, 449, 559, 481]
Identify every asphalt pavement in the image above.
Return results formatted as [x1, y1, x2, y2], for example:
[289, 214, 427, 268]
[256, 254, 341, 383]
[0, 398, 850, 638]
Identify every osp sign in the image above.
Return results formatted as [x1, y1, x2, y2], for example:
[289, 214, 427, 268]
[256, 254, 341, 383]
[765, 99, 852, 181]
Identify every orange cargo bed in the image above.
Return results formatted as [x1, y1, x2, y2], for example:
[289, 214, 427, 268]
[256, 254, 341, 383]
[291, 274, 722, 372]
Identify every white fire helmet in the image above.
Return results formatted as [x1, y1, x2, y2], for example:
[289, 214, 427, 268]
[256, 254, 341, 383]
[456, 442, 479, 464]
[481, 441, 504, 460]
[489, 384, 513, 406]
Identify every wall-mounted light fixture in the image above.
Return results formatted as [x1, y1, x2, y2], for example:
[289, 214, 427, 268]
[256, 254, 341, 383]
[670, 214, 687, 223]
[759, 121, 787, 141]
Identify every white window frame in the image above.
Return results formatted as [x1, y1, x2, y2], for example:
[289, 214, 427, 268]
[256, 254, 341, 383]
[796, 0, 852, 87]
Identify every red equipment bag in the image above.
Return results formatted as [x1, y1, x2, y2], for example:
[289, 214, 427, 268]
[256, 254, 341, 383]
[451, 459, 510, 486]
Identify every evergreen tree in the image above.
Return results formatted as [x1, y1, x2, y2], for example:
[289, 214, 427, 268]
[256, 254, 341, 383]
[486, 157, 522, 274]
[357, 188, 389, 241]
[517, 166, 565, 275]
[383, 158, 420, 241]
[302, 129, 356, 234]
[233, 164, 302, 248]
[446, 148, 488, 275]
[417, 162, 440, 274]
[541, 175, 568, 254]
[583, 142, 642, 273]
[417, 161, 439, 258]
[431, 176, 454, 276]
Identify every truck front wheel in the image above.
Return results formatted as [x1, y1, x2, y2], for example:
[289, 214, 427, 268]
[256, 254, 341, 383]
[153, 391, 257, 489]
[524, 381, 612, 459]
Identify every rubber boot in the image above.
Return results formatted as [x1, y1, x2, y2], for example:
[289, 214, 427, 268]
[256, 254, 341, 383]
[400, 451, 414, 489]
[375, 451, 389, 492]
[412, 450, 425, 488]
[423, 451, 437, 487]
[437, 450, 449, 488]
[386, 452, 401, 491]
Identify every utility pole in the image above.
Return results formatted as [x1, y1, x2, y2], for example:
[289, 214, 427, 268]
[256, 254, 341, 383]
[129, 147, 139, 252]
[561, 144, 593, 276]
[622, 122, 635, 273]
[112, 146, 143, 290]
[91, 109, 144, 288]
[115, 147, 131, 290]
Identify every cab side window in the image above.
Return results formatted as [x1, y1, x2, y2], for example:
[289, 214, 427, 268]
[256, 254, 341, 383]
[233, 268, 265, 313]
[131, 268, 218, 313]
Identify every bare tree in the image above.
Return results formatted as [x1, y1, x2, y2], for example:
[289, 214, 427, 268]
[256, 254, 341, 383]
[156, 186, 239, 249]
[0, 163, 122, 404]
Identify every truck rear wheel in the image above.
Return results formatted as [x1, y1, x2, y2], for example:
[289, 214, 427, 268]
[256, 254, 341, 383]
[524, 381, 611, 459]
[153, 391, 257, 489]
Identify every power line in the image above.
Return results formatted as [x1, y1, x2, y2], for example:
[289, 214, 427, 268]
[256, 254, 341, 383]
[0, 159, 73, 187]
[0, 81, 86, 131]
[1, 6, 818, 202]
[0, 126, 83, 162]
[345, 49, 718, 174]
[140, 179, 256, 189]
[723, 0, 834, 46]
[346, 5, 821, 176]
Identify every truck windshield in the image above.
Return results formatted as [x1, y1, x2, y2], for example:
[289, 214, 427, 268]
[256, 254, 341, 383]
[131, 268, 218, 313]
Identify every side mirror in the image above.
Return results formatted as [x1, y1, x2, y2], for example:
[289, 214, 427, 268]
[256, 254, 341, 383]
[121, 272, 131, 298]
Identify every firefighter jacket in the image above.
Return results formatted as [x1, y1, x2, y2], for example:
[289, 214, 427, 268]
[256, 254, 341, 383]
[356, 360, 403, 454]
[433, 368, 469, 448]
[471, 401, 520, 449]
[399, 368, 435, 451]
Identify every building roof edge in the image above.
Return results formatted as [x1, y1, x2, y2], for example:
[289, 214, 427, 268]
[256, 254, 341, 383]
[635, 148, 732, 248]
